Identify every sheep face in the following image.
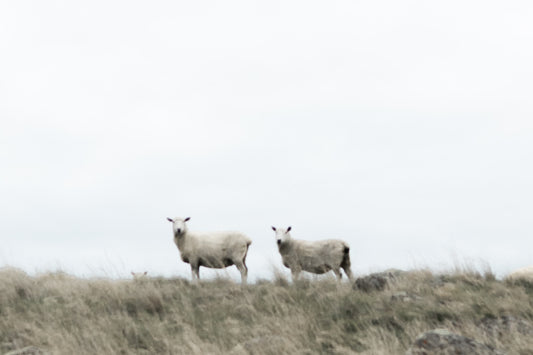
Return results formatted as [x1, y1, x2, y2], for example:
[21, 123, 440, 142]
[167, 217, 190, 237]
[131, 271, 148, 280]
[271, 226, 292, 245]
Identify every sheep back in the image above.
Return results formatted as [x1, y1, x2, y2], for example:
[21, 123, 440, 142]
[176, 231, 251, 269]
[279, 239, 348, 274]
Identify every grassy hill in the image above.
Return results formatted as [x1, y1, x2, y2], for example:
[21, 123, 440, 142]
[1, 267, 532, 354]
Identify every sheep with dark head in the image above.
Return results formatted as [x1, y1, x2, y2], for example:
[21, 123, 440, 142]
[272, 226, 353, 282]
[167, 217, 252, 284]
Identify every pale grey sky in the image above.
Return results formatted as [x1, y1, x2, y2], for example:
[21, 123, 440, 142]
[1, 1, 533, 280]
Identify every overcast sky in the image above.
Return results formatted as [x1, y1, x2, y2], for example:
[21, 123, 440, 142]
[1, 1, 533, 280]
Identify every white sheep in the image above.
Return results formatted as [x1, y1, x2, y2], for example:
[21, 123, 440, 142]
[506, 266, 533, 282]
[271, 226, 353, 282]
[131, 271, 148, 281]
[166, 217, 252, 284]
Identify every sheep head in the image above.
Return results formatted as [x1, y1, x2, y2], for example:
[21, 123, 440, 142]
[167, 217, 190, 237]
[271, 226, 292, 245]
[131, 271, 148, 280]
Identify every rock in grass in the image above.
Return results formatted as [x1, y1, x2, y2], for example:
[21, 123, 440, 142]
[354, 274, 388, 292]
[405, 328, 505, 355]
[353, 269, 406, 292]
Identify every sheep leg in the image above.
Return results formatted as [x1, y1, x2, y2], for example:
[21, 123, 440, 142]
[190, 264, 200, 281]
[343, 266, 354, 281]
[235, 260, 248, 285]
[291, 269, 301, 282]
[340, 250, 353, 281]
[333, 269, 342, 281]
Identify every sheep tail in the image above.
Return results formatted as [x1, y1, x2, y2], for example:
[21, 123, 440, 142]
[341, 245, 351, 269]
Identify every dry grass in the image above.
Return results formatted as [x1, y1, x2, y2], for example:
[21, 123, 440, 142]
[1, 267, 533, 354]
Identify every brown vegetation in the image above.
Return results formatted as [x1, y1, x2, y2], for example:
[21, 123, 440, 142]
[1, 267, 532, 354]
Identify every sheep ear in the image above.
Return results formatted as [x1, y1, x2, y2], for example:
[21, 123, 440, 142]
[184, 217, 191, 222]
[167, 218, 174, 223]
[287, 226, 292, 232]
[131, 272, 135, 276]
[271, 226, 276, 231]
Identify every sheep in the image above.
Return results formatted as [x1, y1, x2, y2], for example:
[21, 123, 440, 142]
[131, 271, 148, 281]
[271, 226, 353, 282]
[506, 266, 533, 282]
[166, 217, 252, 284]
